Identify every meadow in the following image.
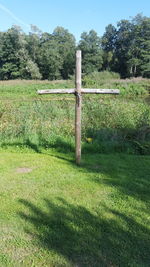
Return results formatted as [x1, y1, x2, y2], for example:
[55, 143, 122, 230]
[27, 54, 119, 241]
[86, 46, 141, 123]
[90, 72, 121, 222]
[0, 75, 150, 154]
[0, 76, 150, 266]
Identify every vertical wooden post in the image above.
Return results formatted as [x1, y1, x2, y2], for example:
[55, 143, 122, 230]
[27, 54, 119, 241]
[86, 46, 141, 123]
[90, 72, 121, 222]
[75, 50, 82, 165]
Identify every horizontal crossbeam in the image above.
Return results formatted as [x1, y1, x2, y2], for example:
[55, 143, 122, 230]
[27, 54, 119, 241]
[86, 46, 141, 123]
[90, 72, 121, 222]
[38, 89, 75, 94]
[82, 89, 119, 94]
[38, 88, 119, 95]
[37, 50, 120, 165]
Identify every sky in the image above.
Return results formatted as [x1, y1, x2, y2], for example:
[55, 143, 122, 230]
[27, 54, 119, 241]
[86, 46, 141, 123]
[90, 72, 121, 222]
[0, 0, 150, 42]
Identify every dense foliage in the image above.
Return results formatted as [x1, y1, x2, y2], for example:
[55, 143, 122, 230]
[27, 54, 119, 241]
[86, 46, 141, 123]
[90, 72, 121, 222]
[0, 14, 150, 80]
[102, 14, 150, 78]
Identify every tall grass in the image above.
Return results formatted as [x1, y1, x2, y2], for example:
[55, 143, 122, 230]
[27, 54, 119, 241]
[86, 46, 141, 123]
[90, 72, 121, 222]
[83, 72, 149, 97]
[82, 95, 150, 154]
[0, 78, 150, 154]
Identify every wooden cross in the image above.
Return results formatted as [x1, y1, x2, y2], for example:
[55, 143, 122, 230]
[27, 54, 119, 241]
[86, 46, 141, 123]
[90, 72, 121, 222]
[38, 50, 119, 165]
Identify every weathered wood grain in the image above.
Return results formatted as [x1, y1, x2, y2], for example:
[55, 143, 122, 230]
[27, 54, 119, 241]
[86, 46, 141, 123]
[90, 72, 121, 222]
[38, 89, 75, 94]
[37, 50, 120, 165]
[75, 50, 82, 165]
[38, 88, 119, 95]
[82, 88, 119, 94]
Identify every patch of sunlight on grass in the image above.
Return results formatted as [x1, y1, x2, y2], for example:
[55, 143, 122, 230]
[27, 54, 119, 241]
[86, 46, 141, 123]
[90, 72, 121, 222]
[0, 148, 150, 266]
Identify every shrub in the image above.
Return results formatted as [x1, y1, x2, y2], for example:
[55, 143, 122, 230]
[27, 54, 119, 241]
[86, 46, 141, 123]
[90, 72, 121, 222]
[83, 71, 120, 88]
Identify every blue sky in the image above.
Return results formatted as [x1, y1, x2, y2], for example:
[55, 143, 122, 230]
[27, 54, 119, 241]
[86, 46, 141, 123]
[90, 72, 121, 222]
[0, 0, 150, 41]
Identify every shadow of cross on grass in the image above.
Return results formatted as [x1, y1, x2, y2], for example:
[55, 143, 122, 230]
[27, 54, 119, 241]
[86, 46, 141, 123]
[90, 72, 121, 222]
[19, 197, 150, 266]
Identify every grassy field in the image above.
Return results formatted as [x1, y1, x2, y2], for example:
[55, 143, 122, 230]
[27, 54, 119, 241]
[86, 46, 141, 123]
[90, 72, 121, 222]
[0, 78, 150, 154]
[0, 78, 150, 266]
[0, 147, 150, 266]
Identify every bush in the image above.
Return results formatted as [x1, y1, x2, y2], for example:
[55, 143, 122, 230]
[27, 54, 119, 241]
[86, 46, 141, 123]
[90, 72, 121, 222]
[83, 72, 149, 97]
[119, 83, 148, 97]
[83, 71, 120, 88]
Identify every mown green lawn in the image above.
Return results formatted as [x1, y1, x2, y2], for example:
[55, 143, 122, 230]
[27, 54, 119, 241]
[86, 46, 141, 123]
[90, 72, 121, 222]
[0, 148, 150, 266]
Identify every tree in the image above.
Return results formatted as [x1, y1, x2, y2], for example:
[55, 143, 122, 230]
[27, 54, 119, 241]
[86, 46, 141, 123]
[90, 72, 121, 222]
[114, 20, 133, 77]
[0, 26, 41, 80]
[101, 24, 117, 70]
[0, 15, 149, 80]
[102, 14, 150, 78]
[78, 30, 103, 74]
[38, 34, 63, 80]
[0, 26, 22, 79]
[138, 18, 150, 77]
[52, 27, 76, 79]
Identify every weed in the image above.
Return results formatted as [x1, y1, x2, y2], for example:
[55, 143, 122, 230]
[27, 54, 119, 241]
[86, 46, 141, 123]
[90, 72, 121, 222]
[0, 79, 150, 154]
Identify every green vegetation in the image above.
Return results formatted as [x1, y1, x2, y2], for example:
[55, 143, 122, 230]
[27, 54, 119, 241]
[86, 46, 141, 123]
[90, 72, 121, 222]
[0, 78, 150, 155]
[101, 14, 150, 78]
[0, 77, 150, 265]
[0, 148, 150, 266]
[0, 9, 150, 267]
[0, 14, 150, 80]
[83, 72, 149, 96]
[0, 80, 74, 100]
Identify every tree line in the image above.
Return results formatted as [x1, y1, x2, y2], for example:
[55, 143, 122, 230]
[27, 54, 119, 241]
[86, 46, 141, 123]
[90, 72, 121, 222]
[0, 14, 149, 80]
